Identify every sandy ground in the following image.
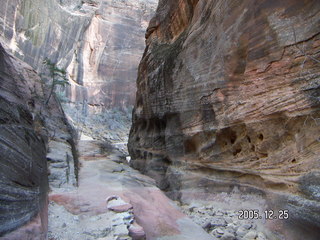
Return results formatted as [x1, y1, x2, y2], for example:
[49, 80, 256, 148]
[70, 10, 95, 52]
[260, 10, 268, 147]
[48, 140, 213, 240]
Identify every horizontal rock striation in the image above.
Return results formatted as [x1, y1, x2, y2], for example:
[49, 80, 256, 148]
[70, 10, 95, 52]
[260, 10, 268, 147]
[0, 43, 48, 238]
[128, 0, 320, 239]
[0, 41, 77, 238]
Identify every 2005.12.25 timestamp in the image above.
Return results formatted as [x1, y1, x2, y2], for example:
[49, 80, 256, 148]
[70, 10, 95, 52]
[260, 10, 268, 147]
[238, 209, 289, 220]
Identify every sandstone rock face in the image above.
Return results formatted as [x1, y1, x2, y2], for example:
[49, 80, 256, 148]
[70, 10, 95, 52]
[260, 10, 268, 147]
[0, 40, 78, 238]
[0, 43, 48, 238]
[128, 0, 320, 239]
[0, 0, 157, 111]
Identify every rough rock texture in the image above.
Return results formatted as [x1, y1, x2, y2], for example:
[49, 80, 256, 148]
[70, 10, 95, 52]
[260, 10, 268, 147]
[0, 42, 48, 238]
[128, 0, 320, 239]
[0, 41, 77, 238]
[0, 0, 157, 111]
[67, 0, 157, 110]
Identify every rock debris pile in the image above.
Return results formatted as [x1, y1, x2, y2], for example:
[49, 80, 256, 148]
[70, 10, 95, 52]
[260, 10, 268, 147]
[181, 205, 268, 240]
[48, 195, 146, 240]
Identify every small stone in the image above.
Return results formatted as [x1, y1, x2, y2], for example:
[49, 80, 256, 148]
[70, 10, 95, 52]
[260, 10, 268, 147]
[189, 206, 196, 212]
[128, 223, 146, 240]
[243, 230, 258, 240]
[106, 195, 118, 202]
[109, 203, 133, 213]
[221, 232, 235, 240]
[61, 223, 67, 228]
[202, 222, 211, 231]
[209, 211, 216, 216]
[226, 223, 237, 231]
[257, 232, 267, 240]
[216, 211, 224, 216]
[233, 220, 241, 226]
[236, 226, 249, 238]
[197, 208, 207, 214]
[224, 217, 233, 224]
[211, 217, 227, 227]
[242, 224, 252, 230]
[112, 166, 125, 173]
[205, 206, 213, 210]
[107, 196, 133, 213]
[212, 227, 225, 237]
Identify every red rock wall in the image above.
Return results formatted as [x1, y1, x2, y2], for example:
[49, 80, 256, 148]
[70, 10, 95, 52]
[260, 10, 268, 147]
[0, 0, 157, 111]
[128, 0, 320, 238]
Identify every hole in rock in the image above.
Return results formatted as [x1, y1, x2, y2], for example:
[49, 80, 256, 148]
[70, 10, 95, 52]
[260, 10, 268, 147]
[233, 147, 242, 156]
[184, 139, 197, 154]
[258, 133, 264, 141]
[258, 152, 268, 158]
[230, 133, 237, 144]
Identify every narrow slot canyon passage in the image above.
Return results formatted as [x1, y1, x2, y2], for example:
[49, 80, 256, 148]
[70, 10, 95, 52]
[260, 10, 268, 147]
[47, 138, 215, 240]
[0, 0, 320, 240]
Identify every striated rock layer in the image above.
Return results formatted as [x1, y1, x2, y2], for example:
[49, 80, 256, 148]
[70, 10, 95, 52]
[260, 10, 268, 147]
[128, 0, 320, 239]
[0, 0, 157, 111]
[0, 41, 77, 238]
[0, 43, 48, 238]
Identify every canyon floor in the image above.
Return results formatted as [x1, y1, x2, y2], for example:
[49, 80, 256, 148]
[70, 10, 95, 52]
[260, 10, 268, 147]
[47, 135, 270, 240]
[47, 138, 213, 240]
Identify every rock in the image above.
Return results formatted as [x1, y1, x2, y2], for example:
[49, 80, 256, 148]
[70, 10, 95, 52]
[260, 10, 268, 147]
[47, 140, 77, 188]
[202, 222, 212, 231]
[107, 196, 133, 213]
[241, 224, 252, 230]
[215, 211, 224, 217]
[188, 206, 196, 212]
[236, 226, 250, 238]
[221, 232, 235, 240]
[226, 223, 237, 232]
[112, 166, 125, 173]
[113, 224, 129, 239]
[128, 0, 320, 238]
[243, 231, 258, 240]
[106, 195, 119, 202]
[210, 217, 227, 228]
[211, 227, 225, 237]
[0, 0, 157, 111]
[109, 203, 133, 213]
[128, 222, 146, 240]
[0, 43, 48, 238]
[257, 232, 267, 240]
[224, 217, 233, 224]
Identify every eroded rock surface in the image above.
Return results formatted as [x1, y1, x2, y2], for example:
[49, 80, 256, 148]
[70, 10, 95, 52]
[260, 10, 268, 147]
[0, 0, 157, 111]
[0, 41, 78, 239]
[0, 42, 48, 238]
[128, 0, 320, 239]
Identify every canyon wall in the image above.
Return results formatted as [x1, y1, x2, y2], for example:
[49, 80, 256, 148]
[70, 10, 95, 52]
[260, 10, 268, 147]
[128, 0, 320, 239]
[0, 42, 48, 238]
[0, 0, 157, 111]
[0, 1, 157, 237]
[0, 41, 77, 239]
